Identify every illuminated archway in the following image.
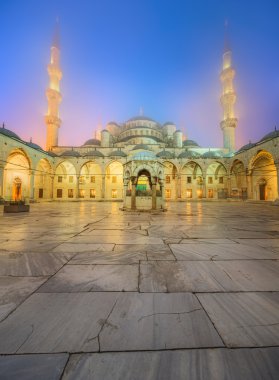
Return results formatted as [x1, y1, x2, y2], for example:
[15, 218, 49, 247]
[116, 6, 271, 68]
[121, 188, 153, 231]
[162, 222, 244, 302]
[250, 151, 277, 200]
[54, 161, 77, 199]
[181, 161, 203, 199]
[79, 161, 102, 199]
[4, 149, 31, 201]
[105, 161, 123, 199]
[35, 158, 53, 199]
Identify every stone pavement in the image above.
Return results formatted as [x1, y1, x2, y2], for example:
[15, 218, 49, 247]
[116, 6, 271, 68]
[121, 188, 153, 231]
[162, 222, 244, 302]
[0, 201, 278, 379]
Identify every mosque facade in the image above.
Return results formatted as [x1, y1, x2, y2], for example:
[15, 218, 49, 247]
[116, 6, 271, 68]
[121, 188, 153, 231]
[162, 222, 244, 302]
[0, 32, 278, 210]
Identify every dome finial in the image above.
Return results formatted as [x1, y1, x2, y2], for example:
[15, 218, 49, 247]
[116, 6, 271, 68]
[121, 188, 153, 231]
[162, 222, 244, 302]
[139, 106, 144, 116]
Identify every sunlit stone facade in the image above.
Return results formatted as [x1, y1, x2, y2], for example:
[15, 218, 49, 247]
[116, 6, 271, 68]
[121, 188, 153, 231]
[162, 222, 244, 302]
[0, 33, 278, 209]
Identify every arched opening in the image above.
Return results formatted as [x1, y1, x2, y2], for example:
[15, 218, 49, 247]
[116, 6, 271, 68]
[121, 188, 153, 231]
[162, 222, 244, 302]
[80, 161, 102, 199]
[181, 161, 203, 199]
[206, 162, 228, 199]
[54, 161, 77, 199]
[250, 151, 276, 201]
[163, 161, 178, 200]
[35, 158, 52, 200]
[230, 159, 247, 199]
[105, 161, 123, 200]
[4, 150, 30, 201]
[136, 169, 152, 195]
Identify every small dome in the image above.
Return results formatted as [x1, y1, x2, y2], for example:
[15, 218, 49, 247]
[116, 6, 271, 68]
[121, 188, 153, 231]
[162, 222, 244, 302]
[178, 150, 201, 159]
[237, 142, 255, 153]
[132, 144, 151, 151]
[260, 129, 279, 142]
[82, 138, 101, 146]
[156, 150, 175, 159]
[60, 150, 81, 157]
[26, 141, 43, 150]
[84, 150, 104, 157]
[183, 139, 199, 147]
[108, 150, 127, 157]
[0, 126, 21, 140]
[174, 129, 182, 133]
[132, 151, 157, 161]
[163, 121, 175, 126]
[202, 150, 222, 159]
[47, 151, 57, 157]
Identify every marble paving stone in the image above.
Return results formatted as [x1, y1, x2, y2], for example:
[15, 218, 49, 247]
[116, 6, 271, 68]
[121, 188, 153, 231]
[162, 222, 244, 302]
[0, 276, 47, 321]
[62, 348, 279, 380]
[147, 225, 191, 238]
[52, 243, 114, 253]
[141, 260, 279, 292]
[197, 292, 279, 347]
[0, 251, 74, 276]
[67, 235, 163, 245]
[232, 238, 279, 247]
[180, 238, 237, 244]
[0, 240, 62, 253]
[113, 244, 175, 261]
[0, 292, 119, 353]
[170, 243, 279, 261]
[38, 264, 138, 292]
[0, 354, 68, 380]
[68, 250, 146, 264]
[214, 260, 279, 291]
[79, 229, 147, 236]
[99, 293, 223, 351]
[139, 261, 233, 292]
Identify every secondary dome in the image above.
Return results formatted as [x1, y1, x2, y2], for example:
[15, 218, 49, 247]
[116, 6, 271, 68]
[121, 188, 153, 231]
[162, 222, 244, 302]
[108, 150, 127, 157]
[83, 150, 104, 157]
[202, 150, 223, 159]
[0, 126, 21, 140]
[132, 151, 157, 161]
[260, 129, 279, 142]
[156, 150, 175, 159]
[183, 140, 199, 147]
[237, 142, 255, 153]
[82, 138, 101, 146]
[26, 141, 43, 150]
[178, 150, 201, 159]
[60, 150, 81, 157]
[132, 144, 151, 151]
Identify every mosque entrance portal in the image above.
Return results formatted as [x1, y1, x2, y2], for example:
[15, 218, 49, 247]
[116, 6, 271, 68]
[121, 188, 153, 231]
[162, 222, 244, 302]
[12, 177, 22, 201]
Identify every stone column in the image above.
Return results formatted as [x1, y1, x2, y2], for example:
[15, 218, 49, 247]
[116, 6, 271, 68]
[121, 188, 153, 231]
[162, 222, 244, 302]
[29, 170, 35, 200]
[246, 169, 253, 199]
[152, 182, 157, 210]
[50, 175, 54, 199]
[101, 175, 106, 199]
[76, 175, 80, 198]
[123, 179, 128, 209]
[177, 175, 181, 199]
[275, 160, 279, 201]
[131, 177, 136, 210]
[0, 165, 3, 198]
[227, 175, 231, 198]
[159, 179, 165, 210]
[202, 175, 207, 198]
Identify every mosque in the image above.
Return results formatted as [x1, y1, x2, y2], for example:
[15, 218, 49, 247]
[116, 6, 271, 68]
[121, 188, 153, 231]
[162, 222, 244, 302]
[0, 30, 278, 210]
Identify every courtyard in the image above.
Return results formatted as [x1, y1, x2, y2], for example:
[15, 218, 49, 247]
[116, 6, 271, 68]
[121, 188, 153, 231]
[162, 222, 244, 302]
[0, 200, 278, 379]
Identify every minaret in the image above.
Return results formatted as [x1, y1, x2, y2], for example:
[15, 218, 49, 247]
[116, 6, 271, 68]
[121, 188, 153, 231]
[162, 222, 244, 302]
[45, 21, 62, 150]
[220, 22, 238, 152]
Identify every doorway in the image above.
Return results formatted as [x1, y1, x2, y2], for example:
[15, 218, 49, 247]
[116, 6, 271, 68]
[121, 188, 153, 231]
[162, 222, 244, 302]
[259, 184, 266, 200]
[12, 177, 22, 201]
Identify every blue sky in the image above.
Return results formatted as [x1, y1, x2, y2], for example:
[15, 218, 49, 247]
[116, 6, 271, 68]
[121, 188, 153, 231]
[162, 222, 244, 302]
[0, 0, 278, 149]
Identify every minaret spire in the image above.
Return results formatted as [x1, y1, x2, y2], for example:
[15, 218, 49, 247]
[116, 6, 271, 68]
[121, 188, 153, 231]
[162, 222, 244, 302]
[220, 21, 238, 152]
[45, 19, 62, 150]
